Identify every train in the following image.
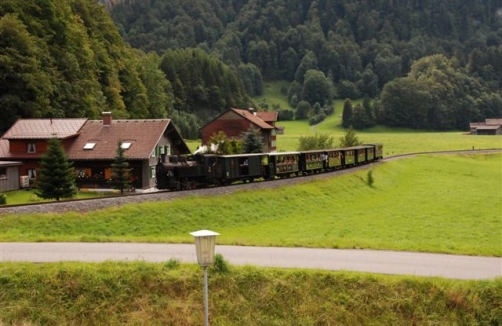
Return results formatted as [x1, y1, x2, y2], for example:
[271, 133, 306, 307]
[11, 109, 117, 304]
[155, 143, 383, 191]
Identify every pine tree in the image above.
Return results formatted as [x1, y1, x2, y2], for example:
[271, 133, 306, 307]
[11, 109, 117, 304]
[241, 127, 264, 153]
[342, 98, 353, 128]
[36, 138, 77, 201]
[111, 140, 132, 194]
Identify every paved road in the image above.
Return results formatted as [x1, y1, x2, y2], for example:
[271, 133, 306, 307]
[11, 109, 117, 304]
[1, 242, 500, 280]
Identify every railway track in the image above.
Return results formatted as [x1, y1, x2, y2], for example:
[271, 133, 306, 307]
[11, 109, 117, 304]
[1, 148, 500, 215]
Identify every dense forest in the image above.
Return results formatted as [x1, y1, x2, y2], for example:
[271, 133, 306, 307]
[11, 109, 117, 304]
[0, 0, 251, 136]
[1, 0, 501, 136]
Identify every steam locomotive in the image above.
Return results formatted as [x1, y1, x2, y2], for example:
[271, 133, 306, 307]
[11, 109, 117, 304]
[155, 144, 383, 191]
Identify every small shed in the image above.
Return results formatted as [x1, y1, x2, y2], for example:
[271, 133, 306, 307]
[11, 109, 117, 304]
[469, 119, 502, 135]
[0, 161, 23, 192]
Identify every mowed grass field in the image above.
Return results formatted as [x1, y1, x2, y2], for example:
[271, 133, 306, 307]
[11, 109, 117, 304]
[1, 153, 500, 256]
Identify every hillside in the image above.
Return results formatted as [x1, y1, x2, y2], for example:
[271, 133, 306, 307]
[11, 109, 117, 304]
[0, 0, 251, 136]
[109, 0, 502, 130]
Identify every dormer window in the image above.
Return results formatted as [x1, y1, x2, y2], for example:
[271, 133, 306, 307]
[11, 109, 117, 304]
[83, 142, 96, 150]
[121, 142, 132, 149]
[27, 142, 36, 153]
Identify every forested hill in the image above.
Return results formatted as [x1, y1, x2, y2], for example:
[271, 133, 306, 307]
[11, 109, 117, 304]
[110, 0, 502, 130]
[0, 0, 251, 136]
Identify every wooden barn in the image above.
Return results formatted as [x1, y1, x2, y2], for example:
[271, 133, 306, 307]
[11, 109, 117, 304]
[469, 119, 502, 135]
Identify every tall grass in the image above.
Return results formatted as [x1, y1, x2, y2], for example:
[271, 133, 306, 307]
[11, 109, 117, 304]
[1, 153, 500, 256]
[0, 262, 500, 325]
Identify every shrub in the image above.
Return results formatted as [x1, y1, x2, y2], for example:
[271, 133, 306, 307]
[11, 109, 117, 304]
[0, 193, 6, 205]
[367, 170, 374, 187]
[211, 253, 230, 274]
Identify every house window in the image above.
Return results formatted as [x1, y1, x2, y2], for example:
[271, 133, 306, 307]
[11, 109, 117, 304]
[27, 143, 36, 153]
[159, 145, 171, 155]
[83, 142, 96, 150]
[121, 142, 132, 149]
[28, 169, 37, 179]
[0, 167, 6, 179]
[150, 166, 156, 178]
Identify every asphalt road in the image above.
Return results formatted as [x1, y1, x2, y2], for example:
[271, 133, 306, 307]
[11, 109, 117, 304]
[1, 242, 500, 280]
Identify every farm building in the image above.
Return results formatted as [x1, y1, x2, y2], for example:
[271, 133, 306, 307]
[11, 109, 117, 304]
[469, 119, 502, 135]
[200, 108, 281, 152]
[0, 112, 191, 190]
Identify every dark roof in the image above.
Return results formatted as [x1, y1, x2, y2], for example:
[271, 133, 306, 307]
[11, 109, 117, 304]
[67, 119, 179, 160]
[0, 160, 22, 167]
[229, 109, 275, 129]
[2, 119, 87, 140]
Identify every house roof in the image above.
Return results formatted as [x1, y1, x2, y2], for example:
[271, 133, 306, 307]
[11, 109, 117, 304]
[229, 108, 275, 129]
[475, 125, 501, 130]
[2, 118, 87, 140]
[66, 119, 183, 160]
[256, 111, 278, 123]
[486, 119, 502, 125]
[0, 160, 22, 167]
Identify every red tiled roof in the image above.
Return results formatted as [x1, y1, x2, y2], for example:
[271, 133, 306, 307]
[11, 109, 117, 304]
[230, 109, 275, 129]
[67, 119, 172, 160]
[2, 119, 87, 139]
[256, 111, 278, 123]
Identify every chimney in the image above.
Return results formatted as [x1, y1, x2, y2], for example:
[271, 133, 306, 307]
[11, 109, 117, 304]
[102, 111, 112, 126]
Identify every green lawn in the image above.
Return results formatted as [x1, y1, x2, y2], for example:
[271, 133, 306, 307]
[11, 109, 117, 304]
[2, 189, 117, 206]
[1, 153, 500, 256]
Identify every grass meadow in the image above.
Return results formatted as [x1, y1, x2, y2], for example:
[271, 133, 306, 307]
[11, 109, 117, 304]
[1, 153, 500, 257]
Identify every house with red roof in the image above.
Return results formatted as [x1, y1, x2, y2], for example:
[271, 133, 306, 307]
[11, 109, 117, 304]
[200, 108, 280, 152]
[0, 112, 190, 190]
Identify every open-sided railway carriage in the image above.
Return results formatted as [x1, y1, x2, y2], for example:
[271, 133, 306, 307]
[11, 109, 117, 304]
[155, 143, 383, 190]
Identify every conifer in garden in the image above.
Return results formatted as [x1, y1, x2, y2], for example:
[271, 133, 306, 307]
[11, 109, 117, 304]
[36, 138, 77, 201]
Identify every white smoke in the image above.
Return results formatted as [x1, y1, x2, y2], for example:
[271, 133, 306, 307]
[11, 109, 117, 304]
[193, 143, 220, 155]
[194, 145, 208, 155]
